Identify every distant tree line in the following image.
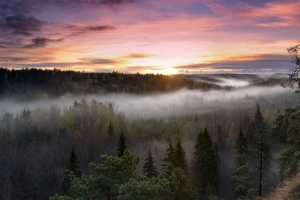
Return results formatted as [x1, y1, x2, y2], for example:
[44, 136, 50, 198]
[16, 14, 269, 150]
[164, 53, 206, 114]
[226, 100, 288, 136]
[0, 68, 221, 100]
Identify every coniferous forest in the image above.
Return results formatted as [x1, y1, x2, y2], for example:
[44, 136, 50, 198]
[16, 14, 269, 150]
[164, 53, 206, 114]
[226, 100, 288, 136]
[0, 45, 300, 200]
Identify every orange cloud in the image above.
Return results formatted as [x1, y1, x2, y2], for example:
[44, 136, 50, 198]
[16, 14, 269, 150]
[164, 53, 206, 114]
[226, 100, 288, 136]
[123, 53, 156, 59]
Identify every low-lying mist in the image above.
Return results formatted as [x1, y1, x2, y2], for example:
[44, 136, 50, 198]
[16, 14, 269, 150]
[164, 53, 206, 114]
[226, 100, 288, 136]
[0, 85, 297, 119]
[0, 80, 298, 200]
[182, 73, 288, 87]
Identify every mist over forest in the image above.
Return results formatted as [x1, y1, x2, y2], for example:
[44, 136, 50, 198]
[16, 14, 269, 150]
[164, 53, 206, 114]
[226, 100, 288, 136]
[0, 68, 299, 200]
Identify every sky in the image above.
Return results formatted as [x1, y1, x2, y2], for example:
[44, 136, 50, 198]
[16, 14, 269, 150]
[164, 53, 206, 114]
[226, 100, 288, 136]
[0, 0, 299, 74]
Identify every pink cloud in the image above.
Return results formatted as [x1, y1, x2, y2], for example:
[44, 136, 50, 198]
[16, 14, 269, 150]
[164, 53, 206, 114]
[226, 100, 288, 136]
[201, 0, 300, 27]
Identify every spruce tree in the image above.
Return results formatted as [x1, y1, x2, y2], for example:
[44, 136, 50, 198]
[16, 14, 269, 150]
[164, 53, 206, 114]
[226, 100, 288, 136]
[231, 127, 253, 199]
[175, 138, 189, 175]
[162, 141, 176, 169]
[117, 130, 128, 157]
[277, 104, 300, 180]
[107, 119, 114, 136]
[249, 104, 270, 197]
[192, 127, 218, 196]
[62, 146, 82, 194]
[143, 149, 158, 178]
[276, 44, 300, 181]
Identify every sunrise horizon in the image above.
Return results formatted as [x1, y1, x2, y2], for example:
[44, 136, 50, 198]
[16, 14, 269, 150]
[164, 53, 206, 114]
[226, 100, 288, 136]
[0, 0, 299, 74]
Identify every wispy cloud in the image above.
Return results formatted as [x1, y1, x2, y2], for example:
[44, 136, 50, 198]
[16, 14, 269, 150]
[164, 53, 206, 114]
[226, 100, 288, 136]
[1, 14, 45, 36]
[78, 57, 121, 65]
[0, 0, 298, 73]
[174, 53, 294, 73]
[23, 37, 63, 48]
[123, 53, 155, 59]
[67, 25, 115, 36]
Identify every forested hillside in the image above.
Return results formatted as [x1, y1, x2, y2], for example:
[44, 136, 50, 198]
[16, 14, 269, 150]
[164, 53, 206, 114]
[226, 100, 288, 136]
[0, 88, 298, 199]
[0, 68, 221, 100]
[0, 45, 299, 200]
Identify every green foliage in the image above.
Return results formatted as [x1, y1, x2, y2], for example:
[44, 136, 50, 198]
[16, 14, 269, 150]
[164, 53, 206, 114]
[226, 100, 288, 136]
[231, 127, 253, 199]
[162, 141, 176, 168]
[285, 44, 300, 93]
[248, 104, 270, 161]
[0, 68, 221, 100]
[51, 150, 198, 200]
[205, 184, 218, 200]
[58, 150, 138, 199]
[143, 149, 158, 178]
[160, 162, 198, 200]
[117, 130, 128, 157]
[108, 119, 114, 136]
[118, 175, 171, 200]
[192, 127, 219, 197]
[119, 162, 198, 200]
[277, 103, 300, 180]
[234, 128, 248, 166]
[272, 108, 289, 142]
[248, 104, 270, 197]
[62, 146, 82, 194]
[175, 139, 189, 175]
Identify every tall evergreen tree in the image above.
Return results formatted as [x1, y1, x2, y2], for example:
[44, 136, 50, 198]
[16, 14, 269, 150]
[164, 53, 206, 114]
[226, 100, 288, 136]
[231, 127, 253, 199]
[276, 44, 300, 181]
[162, 141, 176, 167]
[249, 104, 270, 197]
[62, 146, 82, 194]
[192, 127, 219, 197]
[143, 149, 158, 178]
[272, 109, 289, 142]
[117, 130, 128, 157]
[107, 119, 114, 136]
[175, 138, 189, 175]
[276, 104, 300, 180]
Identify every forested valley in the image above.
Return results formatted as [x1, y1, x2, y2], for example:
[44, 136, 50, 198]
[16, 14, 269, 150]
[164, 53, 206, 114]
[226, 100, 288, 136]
[0, 50, 299, 199]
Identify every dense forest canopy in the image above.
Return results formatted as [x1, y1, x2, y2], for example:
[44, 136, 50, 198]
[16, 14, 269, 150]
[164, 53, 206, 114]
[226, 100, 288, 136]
[0, 68, 223, 101]
[0, 47, 299, 200]
[0, 67, 287, 101]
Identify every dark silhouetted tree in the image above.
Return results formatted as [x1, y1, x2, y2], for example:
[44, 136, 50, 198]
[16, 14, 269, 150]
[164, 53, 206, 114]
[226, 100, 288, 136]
[276, 44, 300, 181]
[117, 130, 127, 157]
[231, 127, 254, 199]
[143, 149, 158, 178]
[192, 127, 218, 197]
[175, 139, 189, 175]
[162, 141, 176, 168]
[107, 119, 114, 136]
[283, 44, 300, 93]
[62, 146, 82, 194]
[248, 104, 270, 197]
[276, 104, 300, 180]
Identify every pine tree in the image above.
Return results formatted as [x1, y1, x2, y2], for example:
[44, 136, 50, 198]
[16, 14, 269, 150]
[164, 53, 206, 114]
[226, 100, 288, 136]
[249, 104, 270, 197]
[143, 149, 158, 178]
[272, 108, 288, 142]
[175, 138, 189, 175]
[117, 130, 128, 157]
[276, 44, 300, 181]
[62, 146, 82, 194]
[162, 141, 176, 168]
[231, 127, 253, 199]
[107, 119, 114, 136]
[277, 103, 300, 180]
[192, 127, 218, 196]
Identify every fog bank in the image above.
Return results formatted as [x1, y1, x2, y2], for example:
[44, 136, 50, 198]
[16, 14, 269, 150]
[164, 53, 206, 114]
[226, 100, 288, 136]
[0, 85, 297, 119]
